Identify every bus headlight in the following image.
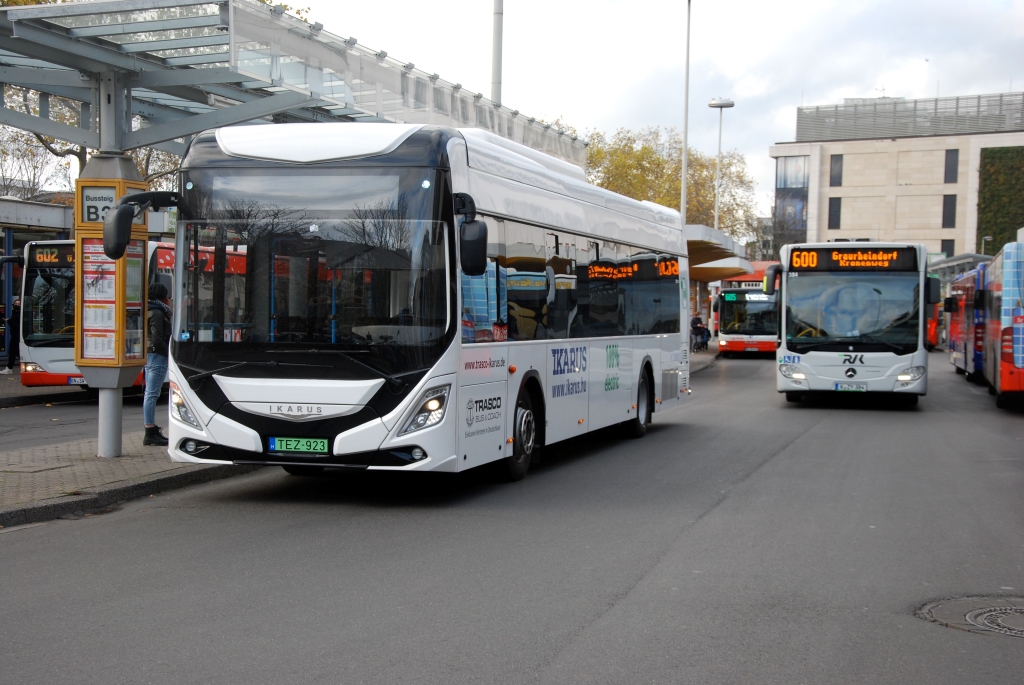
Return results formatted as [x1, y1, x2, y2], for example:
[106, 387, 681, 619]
[400, 385, 451, 435]
[169, 381, 201, 428]
[779, 364, 806, 380]
[20, 362, 43, 373]
[896, 366, 926, 382]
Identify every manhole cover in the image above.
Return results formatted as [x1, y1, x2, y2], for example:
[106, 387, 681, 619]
[917, 596, 1024, 638]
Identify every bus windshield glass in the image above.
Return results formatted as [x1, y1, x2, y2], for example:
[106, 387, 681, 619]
[785, 271, 919, 353]
[175, 168, 451, 378]
[22, 244, 76, 348]
[720, 293, 777, 336]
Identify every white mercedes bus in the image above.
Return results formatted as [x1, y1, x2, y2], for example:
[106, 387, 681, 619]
[109, 124, 690, 479]
[765, 243, 941, 406]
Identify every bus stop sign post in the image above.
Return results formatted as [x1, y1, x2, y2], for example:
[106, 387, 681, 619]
[74, 154, 149, 458]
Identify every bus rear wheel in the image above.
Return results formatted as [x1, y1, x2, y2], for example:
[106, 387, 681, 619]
[500, 390, 537, 481]
[624, 371, 651, 438]
[282, 465, 325, 477]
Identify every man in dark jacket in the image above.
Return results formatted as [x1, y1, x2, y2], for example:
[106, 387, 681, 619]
[144, 283, 171, 446]
[2, 298, 21, 374]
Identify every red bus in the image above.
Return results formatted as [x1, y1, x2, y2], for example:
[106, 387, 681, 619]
[981, 240, 1024, 408]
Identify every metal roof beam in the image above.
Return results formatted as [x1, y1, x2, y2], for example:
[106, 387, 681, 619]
[131, 67, 251, 88]
[7, 20, 155, 73]
[0, 106, 98, 147]
[162, 52, 229, 67]
[0, 65, 86, 88]
[6, 0, 215, 21]
[123, 90, 318, 149]
[68, 15, 222, 39]
[119, 34, 228, 54]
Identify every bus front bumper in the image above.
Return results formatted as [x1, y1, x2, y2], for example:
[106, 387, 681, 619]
[777, 373, 926, 395]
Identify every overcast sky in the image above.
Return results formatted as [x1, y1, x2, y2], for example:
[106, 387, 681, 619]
[303, 0, 1024, 212]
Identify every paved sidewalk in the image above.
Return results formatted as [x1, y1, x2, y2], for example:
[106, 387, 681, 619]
[0, 430, 257, 527]
[690, 349, 719, 374]
[0, 369, 88, 408]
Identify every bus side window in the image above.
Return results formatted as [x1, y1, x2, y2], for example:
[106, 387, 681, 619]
[460, 217, 506, 343]
[505, 222, 549, 341]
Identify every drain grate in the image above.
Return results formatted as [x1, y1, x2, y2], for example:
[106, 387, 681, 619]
[917, 596, 1024, 638]
[965, 607, 1024, 638]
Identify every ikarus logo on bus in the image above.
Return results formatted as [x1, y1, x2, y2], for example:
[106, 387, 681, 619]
[551, 346, 588, 398]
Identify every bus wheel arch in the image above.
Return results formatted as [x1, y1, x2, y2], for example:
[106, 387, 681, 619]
[624, 360, 654, 439]
[520, 373, 546, 456]
[498, 374, 544, 481]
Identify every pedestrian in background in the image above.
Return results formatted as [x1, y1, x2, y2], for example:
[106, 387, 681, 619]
[1, 298, 21, 374]
[143, 283, 171, 446]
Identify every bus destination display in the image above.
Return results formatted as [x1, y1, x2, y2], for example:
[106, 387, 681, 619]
[789, 248, 917, 272]
[723, 291, 770, 302]
[28, 244, 75, 268]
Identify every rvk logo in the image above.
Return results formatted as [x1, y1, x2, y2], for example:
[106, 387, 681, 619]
[840, 354, 865, 364]
[552, 346, 588, 375]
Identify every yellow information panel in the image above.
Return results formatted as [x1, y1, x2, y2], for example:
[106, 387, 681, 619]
[74, 179, 149, 368]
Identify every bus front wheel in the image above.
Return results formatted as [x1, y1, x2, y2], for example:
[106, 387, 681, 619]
[501, 390, 537, 481]
[624, 371, 651, 438]
[785, 392, 802, 403]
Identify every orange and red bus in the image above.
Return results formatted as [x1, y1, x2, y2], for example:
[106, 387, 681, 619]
[946, 265, 986, 382]
[981, 240, 1024, 409]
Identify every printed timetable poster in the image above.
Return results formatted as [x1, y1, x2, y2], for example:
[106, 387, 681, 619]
[81, 238, 117, 359]
[124, 241, 145, 359]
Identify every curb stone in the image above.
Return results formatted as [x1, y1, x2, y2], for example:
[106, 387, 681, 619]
[0, 463, 263, 528]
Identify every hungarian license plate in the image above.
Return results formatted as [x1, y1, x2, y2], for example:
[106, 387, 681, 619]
[834, 382, 867, 392]
[745, 347, 759, 352]
[67, 377, 87, 385]
[268, 437, 329, 453]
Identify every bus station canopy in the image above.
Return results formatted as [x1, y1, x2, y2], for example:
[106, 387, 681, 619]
[0, 0, 586, 165]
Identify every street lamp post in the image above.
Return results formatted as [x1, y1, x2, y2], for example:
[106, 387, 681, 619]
[680, 0, 692, 225]
[709, 98, 734, 232]
[981, 235, 993, 255]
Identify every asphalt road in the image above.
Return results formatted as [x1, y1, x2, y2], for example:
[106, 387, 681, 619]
[1, 353, 1022, 684]
[0, 393, 162, 451]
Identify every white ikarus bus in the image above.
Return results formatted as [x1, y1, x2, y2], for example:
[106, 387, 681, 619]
[106, 124, 690, 480]
[764, 243, 940, 406]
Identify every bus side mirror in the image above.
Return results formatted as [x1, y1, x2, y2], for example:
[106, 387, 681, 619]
[943, 296, 957, 313]
[763, 264, 780, 296]
[103, 204, 137, 260]
[460, 219, 488, 276]
[712, 300, 719, 313]
[926, 278, 941, 305]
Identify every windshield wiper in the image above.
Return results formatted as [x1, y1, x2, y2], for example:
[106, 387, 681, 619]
[267, 349, 416, 391]
[183, 360, 331, 383]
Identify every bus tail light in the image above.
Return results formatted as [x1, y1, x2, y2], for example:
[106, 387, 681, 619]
[1001, 327, 1014, 363]
[974, 324, 985, 352]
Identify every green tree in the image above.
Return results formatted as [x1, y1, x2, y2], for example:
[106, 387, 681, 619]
[585, 126, 757, 240]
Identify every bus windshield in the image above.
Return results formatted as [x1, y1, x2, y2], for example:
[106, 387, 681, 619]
[785, 271, 919, 353]
[174, 167, 451, 378]
[22, 263, 75, 348]
[720, 294, 777, 336]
